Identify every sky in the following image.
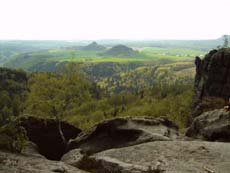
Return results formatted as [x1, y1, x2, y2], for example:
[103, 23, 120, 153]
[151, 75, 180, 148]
[0, 0, 229, 40]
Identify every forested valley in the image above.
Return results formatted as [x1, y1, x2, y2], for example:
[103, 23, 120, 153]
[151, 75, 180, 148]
[0, 62, 193, 131]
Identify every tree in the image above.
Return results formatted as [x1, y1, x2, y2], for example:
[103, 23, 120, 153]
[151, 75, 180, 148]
[223, 35, 229, 48]
[0, 68, 28, 153]
[24, 62, 91, 146]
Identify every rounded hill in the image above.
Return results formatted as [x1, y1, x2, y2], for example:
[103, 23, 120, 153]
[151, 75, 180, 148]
[82, 41, 106, 51]
[104, 44, 139, 57]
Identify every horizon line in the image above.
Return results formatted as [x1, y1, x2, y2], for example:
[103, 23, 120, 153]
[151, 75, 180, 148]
[0, 36, 225, 41]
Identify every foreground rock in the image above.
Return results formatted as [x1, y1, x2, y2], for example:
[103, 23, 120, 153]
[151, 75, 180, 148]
[67, 117, 179, 155]
[20, 116, 82, 160]
[186, 109, 230, 141]
[77, 141, 230, 173]
[192, 48, 230, 118]
[0, 150, 88, 173]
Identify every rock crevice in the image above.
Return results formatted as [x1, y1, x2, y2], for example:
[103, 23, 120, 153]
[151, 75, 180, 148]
[20, 116, 81, 160]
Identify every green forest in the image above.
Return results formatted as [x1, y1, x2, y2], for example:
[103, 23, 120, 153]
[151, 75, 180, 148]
[0, 63, 193, 131]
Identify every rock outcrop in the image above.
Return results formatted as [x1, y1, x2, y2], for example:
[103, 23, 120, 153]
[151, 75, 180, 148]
[192, 48, 230, 118]
[186, 109, 230, 141]
[2, 115, 230, 173]
[67, 117, 179, 155]
[0, 150, 88, 173]
[20, 116, 81, 160]
[76, 141, 230, 173]
[61, 116, 230, 173]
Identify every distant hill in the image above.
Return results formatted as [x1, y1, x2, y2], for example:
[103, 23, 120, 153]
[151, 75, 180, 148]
[103, 45, 139, 57]
[81, 42, 106, 51]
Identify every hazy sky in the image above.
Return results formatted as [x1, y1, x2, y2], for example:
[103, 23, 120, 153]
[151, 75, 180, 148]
[0, 0, 229, 40]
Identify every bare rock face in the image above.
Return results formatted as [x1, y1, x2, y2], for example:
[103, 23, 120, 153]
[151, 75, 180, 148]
[192, 48, 230, 118]
[20, 116, 82, 160]
[67, 117, 179, 155]
[77, 141, 230, 173]
[0, 150, 88, 173]
[186, 109, 230, 142]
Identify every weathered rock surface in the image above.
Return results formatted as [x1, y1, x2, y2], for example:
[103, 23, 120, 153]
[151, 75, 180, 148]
[21, 142, 45, 159]
[77, 141, 230, 173]
[20, 116, 82, 160]
[186, 109, 230, 141]
[192, 48, 230, 118]
[0, 150, 88, 173]
[67, 117, 179, 155]
[3, 114, 229, 173]
[61, 149, 85, 168]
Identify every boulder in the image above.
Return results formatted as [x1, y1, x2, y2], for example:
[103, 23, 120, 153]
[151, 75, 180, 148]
[192, 48, 230, 118]
[77, 141, 230, 173]
[0, 150, 88, 173]
[186, 109, 230, 141]
[20, 116, 82, 160]
[67, 117, 179, 155]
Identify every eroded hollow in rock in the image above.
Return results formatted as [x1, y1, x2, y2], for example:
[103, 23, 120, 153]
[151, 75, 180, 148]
[80, 128, 144, 155]
[67, 117, 177, 155]
[20, 117, 81, 160]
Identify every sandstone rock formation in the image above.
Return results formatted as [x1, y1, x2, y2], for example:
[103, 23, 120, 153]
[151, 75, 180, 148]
[76, 141, 230, 173]
[186, 109, 230, 141]
[67, 117, 179, 155]
[20, 116, 82, 160]
[192, 48, 230, 118]
[1, 115, 230, 173]
[0, 150, 88, 173]
[61, 116, 230, 173]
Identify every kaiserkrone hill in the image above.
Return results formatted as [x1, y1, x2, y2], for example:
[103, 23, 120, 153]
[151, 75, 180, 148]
[81, 42, 106, 51]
